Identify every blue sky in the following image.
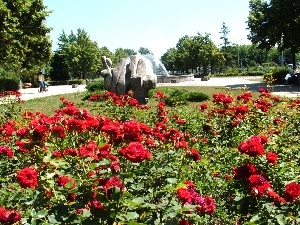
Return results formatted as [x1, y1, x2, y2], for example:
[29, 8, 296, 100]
[43, 0, 251, 57]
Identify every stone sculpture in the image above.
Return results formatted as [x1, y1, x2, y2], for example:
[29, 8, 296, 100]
[100, 55, 157, 103]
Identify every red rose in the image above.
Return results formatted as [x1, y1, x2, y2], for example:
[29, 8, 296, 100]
[16, 167, 38, 189]
[238, 136, 267, 156]
[177, 188, 192, 204]
[284, 182, 300, 202]
[56, 175, 76, 189]
[248, 174, 271, 197]
[0, 207, 21, 224]
[119, 142, 151, 163]
[0, 146, 13, 158]
[266, 152, 278, 165]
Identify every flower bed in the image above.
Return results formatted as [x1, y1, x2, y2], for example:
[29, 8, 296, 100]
[0, 89, 299, 224]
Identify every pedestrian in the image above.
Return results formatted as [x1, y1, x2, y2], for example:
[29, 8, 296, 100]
[285, 66, 299, 85]
[37, 72, 45, 92]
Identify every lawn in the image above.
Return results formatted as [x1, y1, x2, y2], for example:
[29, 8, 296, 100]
[21, 86, 261, 115]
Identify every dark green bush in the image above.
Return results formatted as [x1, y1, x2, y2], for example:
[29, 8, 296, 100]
[164, 89, 188, 107]
[0, 68, 20, 91]
[186, 91, 209, 102]
[47, 79, 86, 86]
[271, 67, 290, 83]
[85, 80, 105, 92]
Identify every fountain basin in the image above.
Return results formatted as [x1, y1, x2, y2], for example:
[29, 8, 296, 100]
[156, 74, 194, 83]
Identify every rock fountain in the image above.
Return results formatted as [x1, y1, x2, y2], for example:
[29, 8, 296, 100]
[100, 54, 194, 103]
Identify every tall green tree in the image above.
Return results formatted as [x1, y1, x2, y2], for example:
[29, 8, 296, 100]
[247, 0, 300, 66]
[219, 22, 231, 67]
[57, 29, 102, 79]
[113, 48, 136, 65]
[49, 52, 69, 81]
[0, 0, 52, 68]
[161, 48, 178, 73]
[138, 47, 152, 55]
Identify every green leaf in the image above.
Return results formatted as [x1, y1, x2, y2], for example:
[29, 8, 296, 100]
[125, 211, 139, 220]
[250, 214, 261, 222]
[47, 215, 58, 223]
[30, 208, 36, 217]
[166, 178, 177, 184]
[132, 197, 145, 204]
[36, 210, 48, 219]
[89, 163, 97, 169]
[127, 222, 146, 225]
[81, 209, 91, 218]
[275, 214, 286, 225]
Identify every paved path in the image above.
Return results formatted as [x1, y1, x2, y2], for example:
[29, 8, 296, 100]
[157, 76, 300, 98]
[19, 85, 87, 101]
[18, 76, 300, 101]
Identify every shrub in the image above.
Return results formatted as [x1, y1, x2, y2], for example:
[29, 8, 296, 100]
[271, 66, 290, 83]
[0, 68, 20, 91]
[186, 91, 209, 102]
[164, 89, 188, 106]
[85, 80, 105, 92]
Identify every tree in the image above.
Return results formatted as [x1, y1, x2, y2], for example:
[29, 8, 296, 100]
[124, 48, 137, 56]
[57, 29, 102, 79]
[161, 48, 178, 73]
[49, 52, 69, 81]
[0, 0, 52, 68]
[114, 48, 130, 63]
[247, 0, 300, 66]
[138, 47, 152, 55]
[219, 22, 231, 67]
[99, 46, 114, 66]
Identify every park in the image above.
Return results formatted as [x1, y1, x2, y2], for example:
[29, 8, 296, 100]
[1, 0, 300, 224]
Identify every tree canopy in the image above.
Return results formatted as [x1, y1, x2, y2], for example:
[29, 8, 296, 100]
[0, 0, 52, 68]
[247, 0, 300, 66]
[56, 29, 102, 79]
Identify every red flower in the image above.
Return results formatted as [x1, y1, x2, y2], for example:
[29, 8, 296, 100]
[88, 198, 105, 209]
[248, 174, 271, 197]
[67, 193, 77, 202]
[119, 142, 151, 163]
[32, 125, 49, 141]
[284, 182, 300, 202]
[0, 207, 21, 224]
[238, 136, 267, 156]
[102, 176, 125, 197]
[179, 218, 193, 225]
[16, 127, 29, 137]
[154, 91, 167, 99]
[233, 163, 258, 179]
[212, 92, 233, 105]
[184, 180, 196, 189]
[16, 167, 38, 189]
[237, 91, 252, 103]
[52, 150, 63, 158]
[51, 125, 66, 139]
[56, 175, 76, 189]
[267, 190, 286, 204]
[0, 146, 13, 158]
[266, 152, 278, 165]
[187, 148, 201, 161]
[177, 188, 192, 204]
[199, 103, 208, 112]
[197, 195, 216, 215]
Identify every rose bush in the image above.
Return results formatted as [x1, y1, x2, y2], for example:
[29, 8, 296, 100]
[0, 88, 299, 224]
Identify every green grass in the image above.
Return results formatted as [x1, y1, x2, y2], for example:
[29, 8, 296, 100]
[21, 86, 261, 115]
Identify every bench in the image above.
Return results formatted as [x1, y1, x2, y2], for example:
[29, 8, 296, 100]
[201, 76, 210, 81]
[22, 83, 32, 88]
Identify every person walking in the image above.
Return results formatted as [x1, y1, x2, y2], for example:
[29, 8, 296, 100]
[37, 72, 45, 92]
